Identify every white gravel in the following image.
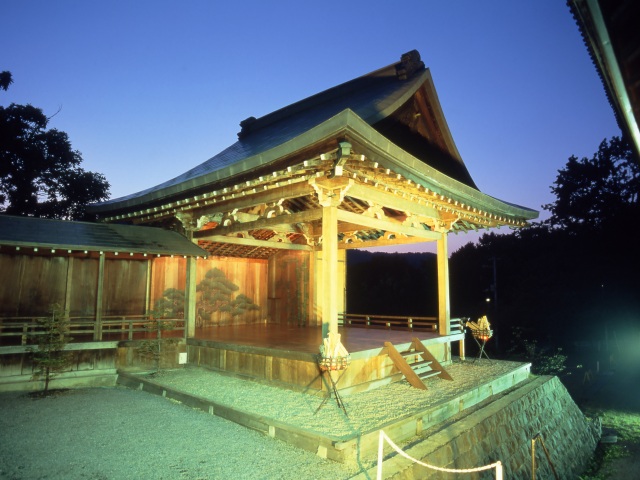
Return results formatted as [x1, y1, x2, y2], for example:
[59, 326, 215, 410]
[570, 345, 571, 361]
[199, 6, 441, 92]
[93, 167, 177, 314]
[0, 387, 357, 480]
[147, 359, 525, 438]
[0, 359, 525, 479]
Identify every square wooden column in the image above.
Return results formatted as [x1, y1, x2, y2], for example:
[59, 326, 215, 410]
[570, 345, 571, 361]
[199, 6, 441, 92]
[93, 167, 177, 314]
[94, 253, 105, 341]
[437, 233, 450, 336]
[321, 205, 339, 338]
[185, 256, 197, 338]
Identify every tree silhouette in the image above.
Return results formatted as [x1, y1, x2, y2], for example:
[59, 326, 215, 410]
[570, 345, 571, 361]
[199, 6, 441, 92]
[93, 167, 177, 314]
[544, 137, 639, 231]
[1, 76, 110, 219]
[450, 137, 640, 353]
[0, 71, 13, 91]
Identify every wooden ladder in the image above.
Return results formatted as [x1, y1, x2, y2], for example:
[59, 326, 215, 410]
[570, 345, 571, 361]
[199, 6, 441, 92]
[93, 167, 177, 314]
[385, 337, 453, 390]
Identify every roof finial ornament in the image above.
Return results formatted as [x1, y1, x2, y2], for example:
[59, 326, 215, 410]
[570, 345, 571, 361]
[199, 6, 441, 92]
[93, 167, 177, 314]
[238, 116, 257, 139]
[396, 50, 424, 80]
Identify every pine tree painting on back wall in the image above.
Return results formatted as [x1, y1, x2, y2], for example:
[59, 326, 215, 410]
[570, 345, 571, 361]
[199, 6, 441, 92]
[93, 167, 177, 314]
[196, 268, 260, 326]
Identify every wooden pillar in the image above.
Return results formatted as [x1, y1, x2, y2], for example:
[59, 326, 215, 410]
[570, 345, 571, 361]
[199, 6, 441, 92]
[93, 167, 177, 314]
[321, 205, 339, 338]
[144, 259, 152, 317]
[185, 256, 197, 339]
[94, 253, 105, 341]
[64, 257, 74, 317]
[437, 233, 450, 336]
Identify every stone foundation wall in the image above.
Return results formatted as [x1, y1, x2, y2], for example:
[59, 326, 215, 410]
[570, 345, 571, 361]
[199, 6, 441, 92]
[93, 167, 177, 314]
[373, 376, 599, 479]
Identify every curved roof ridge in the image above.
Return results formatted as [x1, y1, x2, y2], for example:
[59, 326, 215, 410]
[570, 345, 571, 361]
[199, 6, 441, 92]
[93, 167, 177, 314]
[237, 50, 425, 139]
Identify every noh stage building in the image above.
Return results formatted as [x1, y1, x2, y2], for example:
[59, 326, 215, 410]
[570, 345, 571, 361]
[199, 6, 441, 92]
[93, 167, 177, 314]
[87, 50, 538, 392]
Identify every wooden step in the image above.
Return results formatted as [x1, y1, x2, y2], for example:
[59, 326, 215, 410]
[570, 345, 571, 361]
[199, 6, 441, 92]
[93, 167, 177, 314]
[384, 338, 454, 389]
[418, 369, 442, 381]
[411, 360, 433, 375]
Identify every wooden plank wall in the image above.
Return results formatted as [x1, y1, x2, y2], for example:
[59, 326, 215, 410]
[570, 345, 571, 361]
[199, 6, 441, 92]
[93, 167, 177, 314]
[151, 256, 268, 327]
[0, 254, 68, 316]
[69, 258, 99, 317]
[1, 251, 281, 327]
[267, 250, 314, 326]
[103, 259, 148, 316]
[0, 253, 149, 318]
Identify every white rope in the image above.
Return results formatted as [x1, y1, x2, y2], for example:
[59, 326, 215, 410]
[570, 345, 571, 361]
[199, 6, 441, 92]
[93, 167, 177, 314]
[377, 430, 503, 480]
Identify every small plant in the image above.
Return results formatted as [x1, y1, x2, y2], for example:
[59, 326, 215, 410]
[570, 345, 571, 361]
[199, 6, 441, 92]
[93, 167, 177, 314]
[137, 289, 182, 374]
[27, 304, 74, 394]
[505, 328, 567, 376]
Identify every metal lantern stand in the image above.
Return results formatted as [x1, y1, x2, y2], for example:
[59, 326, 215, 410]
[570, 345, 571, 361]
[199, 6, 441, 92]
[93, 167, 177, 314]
[315, 355, 350, 417]
[472, 330, 492, 361]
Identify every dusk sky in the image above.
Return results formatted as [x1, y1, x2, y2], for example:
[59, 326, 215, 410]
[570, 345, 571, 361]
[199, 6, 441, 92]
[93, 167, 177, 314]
[2, 1, 621, 253]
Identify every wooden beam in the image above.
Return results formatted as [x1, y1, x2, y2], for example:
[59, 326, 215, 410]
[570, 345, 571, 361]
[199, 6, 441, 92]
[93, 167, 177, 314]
[190, 181, 315, 219]
[194, 209, 322, 238]
[339, 236, 432, 250]
[336, 209, 441, 240]
[203, 235, 313, 251]
[346, 182, 439, 219]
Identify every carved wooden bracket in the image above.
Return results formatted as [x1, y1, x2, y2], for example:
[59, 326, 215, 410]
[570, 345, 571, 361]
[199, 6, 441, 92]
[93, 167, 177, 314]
[327, 141, 352, 178]
[175, 212, 197, 233]
[310, 177, 353, 207]
[363, 202, 386, 220]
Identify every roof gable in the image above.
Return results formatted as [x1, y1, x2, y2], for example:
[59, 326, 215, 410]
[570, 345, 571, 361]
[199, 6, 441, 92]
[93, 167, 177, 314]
[92, 50, 478, 213]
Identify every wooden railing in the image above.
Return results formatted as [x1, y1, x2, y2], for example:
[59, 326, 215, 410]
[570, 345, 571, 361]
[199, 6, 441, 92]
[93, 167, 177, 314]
[0, 315, 185, 346]
[338, 313, 465, 335]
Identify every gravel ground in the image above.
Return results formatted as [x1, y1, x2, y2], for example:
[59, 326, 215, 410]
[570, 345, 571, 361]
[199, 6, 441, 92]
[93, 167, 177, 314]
[146, 360, 526, 438]
[0, 359, 525, 479]
[0, 387, 357, 480]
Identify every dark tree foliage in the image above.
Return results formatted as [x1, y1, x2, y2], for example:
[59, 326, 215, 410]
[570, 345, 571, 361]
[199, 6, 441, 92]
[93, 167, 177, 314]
[451, 137, 640, 353]
[0, 103, 110, 220]
[0, 71, 13, 91]
[544, 136, 639, 231]
[346, 250, 438, 316]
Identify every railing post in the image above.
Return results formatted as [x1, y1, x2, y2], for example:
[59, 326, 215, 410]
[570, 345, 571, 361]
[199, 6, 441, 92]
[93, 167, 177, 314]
[531, 437, 536, 480]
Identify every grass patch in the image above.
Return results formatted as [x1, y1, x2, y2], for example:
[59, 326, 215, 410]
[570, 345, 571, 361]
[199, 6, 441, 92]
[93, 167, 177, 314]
[579, 409, 640, 479]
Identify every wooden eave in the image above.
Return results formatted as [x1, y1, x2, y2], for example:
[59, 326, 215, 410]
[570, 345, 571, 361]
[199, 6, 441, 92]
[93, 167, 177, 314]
[0, 215, 208, 259]
[97, 110, 537, 259]
[569, 0, 640, 161]
[103, 109, 536, 224]
[91, 57, 477, 216]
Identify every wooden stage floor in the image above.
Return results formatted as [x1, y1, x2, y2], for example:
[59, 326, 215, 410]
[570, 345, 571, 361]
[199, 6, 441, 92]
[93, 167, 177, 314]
[193, 323, 439, 354]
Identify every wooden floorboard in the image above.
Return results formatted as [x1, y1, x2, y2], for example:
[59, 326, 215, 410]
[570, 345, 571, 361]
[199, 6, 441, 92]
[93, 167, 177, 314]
[193, 324, 439, 354]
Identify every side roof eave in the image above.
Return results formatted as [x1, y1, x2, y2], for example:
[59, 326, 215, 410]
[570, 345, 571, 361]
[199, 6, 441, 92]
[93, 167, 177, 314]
[0, 215, 209, 257]
[343, 111, 539, 220]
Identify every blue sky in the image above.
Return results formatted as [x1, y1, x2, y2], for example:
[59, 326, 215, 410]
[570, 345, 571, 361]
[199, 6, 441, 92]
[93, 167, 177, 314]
[2, 1, 620, 253]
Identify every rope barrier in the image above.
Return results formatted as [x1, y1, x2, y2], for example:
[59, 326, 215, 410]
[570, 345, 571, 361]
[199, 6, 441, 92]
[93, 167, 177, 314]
[377, 430, 503, 480]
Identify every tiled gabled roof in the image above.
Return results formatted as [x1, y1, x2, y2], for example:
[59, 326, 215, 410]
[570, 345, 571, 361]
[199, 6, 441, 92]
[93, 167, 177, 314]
[90, 50, 477, 214]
